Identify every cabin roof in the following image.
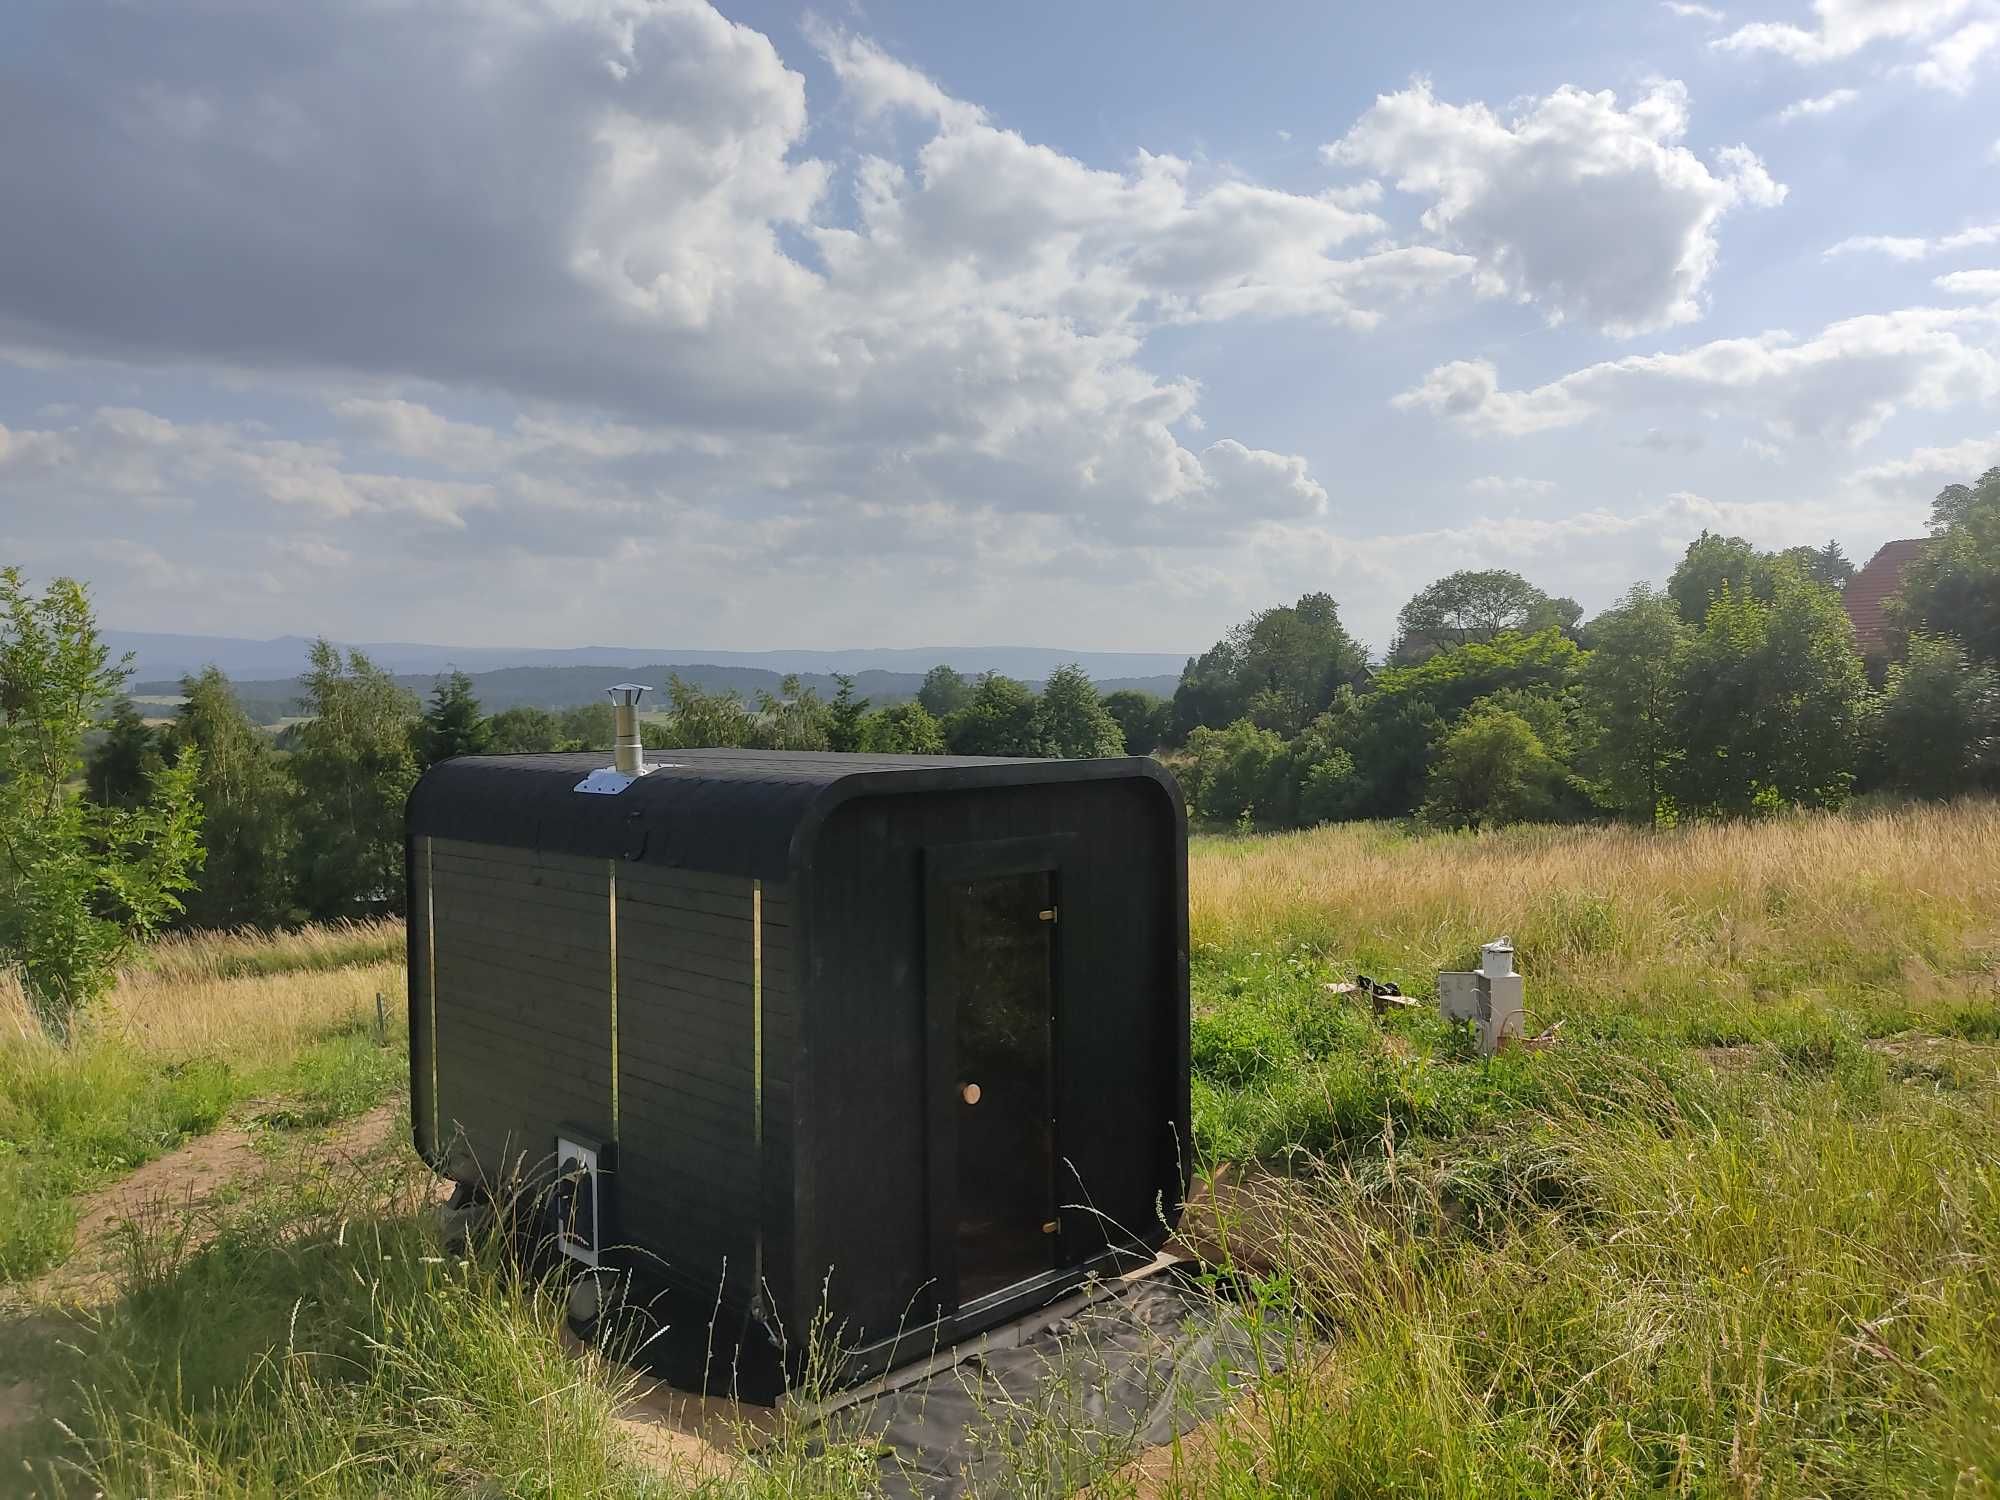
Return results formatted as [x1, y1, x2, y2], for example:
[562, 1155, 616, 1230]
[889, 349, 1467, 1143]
[407, 749, 1180, 881]
[1843, 538, 1930, 655]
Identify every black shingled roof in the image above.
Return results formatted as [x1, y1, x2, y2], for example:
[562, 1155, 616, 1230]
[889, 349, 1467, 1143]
[407, 749, 1179, 880]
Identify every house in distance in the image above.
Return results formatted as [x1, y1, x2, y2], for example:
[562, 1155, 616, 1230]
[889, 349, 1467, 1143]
[405, 715, 1190, 1388]
[1843, 538, 1930, 663]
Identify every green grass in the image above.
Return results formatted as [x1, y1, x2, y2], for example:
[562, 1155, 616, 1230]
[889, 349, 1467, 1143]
[0, 1046, 237, 1282]
[5, 1145, 686, 1497]
[0, 944, 408, 1284]
[1169, 1074, 2000, 1496]
[1169, 804, 2000, 1495]
[9, 805, 2000, 1496]
[257, 1017, 409, 1132]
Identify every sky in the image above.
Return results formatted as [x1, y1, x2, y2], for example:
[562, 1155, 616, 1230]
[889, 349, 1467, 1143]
[0, 0, 1996, 659]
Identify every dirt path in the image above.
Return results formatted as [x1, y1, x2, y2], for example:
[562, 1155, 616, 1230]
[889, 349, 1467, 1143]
[0, 1103, 406, 1470]
[26, 1102, 404, 1305]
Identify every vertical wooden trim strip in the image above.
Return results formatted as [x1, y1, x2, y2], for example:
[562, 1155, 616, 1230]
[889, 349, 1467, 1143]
[608, 860, 621, 1141]
[424, 835, 439, 1153]
[752, 878, 765, 1310]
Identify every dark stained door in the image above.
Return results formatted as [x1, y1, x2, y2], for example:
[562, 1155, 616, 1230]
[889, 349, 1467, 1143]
[938, 869, 1057, 1305]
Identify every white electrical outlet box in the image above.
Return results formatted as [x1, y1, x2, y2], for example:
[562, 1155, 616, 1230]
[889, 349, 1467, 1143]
[553, 1134, 602, 1267]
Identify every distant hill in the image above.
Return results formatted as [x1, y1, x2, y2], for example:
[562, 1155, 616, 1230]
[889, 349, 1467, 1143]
[133, 661, 1183, 724]
[106, 629, 1190, 686]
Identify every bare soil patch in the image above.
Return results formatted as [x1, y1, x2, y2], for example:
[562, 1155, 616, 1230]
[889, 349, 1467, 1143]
[31, 1103, 403, 1303]
[0, 1377, 45, 1443]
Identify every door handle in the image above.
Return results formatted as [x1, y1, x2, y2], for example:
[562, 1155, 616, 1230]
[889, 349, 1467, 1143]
[960, 1081, 982, 1105]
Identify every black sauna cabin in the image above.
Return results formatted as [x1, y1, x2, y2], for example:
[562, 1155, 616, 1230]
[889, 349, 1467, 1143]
[405, 748, 1189, 1383]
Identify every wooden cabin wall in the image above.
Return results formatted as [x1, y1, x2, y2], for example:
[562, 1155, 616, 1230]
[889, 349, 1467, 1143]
[416, 836, 794, 1316]
[797, 779, 1186, 1346]
[424, 837, 616, 1184]
[614, 865, 794, 1311]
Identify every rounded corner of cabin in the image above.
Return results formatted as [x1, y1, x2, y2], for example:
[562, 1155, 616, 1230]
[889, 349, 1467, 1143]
[782, 768, 881, 879]
[403, 756, 461, 836]
[1115, 757, 1190, 844]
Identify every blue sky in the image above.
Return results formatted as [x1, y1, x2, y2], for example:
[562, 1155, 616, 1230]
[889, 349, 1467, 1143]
[0, 0, 1995, 657]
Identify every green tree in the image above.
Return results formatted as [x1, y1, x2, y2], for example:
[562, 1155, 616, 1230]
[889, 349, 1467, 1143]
[750, 676, 828, 750]
[1579, 585, 1688, 823]
[414, 670, 492, 768]
[1032, 664, 1125, 758]
[288, 640, 419, 919]
[173, 666, 298, 929]
[1668, 532, 1781, 625]
[1891, 466, 2000, 665]
[1181, 720, 1289, 825]
[648, 676, 756, 749]
[1869, 634, 1999, 799]
[1419, 709, 1560, 830]
[946, 674, 1040, 756]
[1390, 570, 1580, 663]
[1168, 639, 1249, 744]
[1100, 689, 1171, 755]
[825, 674, 869, 753]
[0, 571, 202, 1038]
[487, 705, 566, 753]
[1314, 687, 1444, 821]
[1171, 592, 1369, 740]
[1779, 539, 1856, 591]
[1370, 628, 1584, 722]
[85, 699, 165, 808]
[1284, 709, 1363, 825]
[1294, 746, 1360, 825]
[1322, 629, 1584, 820]
[1671, 570, 1867, 816]
[558, 701, 616, 751]
[860, 700, 946, 754]
[917, 665, 973, 718]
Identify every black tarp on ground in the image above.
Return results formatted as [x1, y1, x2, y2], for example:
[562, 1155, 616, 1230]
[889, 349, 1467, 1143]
[822, 1273, 1284, 1499]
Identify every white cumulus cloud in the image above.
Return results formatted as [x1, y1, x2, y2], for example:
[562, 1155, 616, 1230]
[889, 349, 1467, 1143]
[1777, 88, 1860, 119]
[1396, 303, 2000, 443]
[1851, 431, 2000, 488]
[1, 0, 1469, 558]
[1326, 79, 1785, 336]
[1907, 18, 2000, 88]
[1716, 0, 1972, 61]
[1937, 268, 2000, 294]
[1826, 223, 2000, 260]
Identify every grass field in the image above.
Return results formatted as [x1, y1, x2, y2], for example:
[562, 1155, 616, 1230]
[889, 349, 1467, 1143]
[0, 920, 407, 1284]
[3, 803, 1997, 1496]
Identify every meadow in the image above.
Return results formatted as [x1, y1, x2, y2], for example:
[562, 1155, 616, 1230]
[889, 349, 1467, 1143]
[2, 802, 1997, 1497]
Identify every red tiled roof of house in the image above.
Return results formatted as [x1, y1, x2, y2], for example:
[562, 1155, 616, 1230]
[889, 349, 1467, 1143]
[1843, 538, 1930, 654]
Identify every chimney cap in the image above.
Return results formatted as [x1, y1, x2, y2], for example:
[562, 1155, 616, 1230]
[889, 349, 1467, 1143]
[606, 683, 651, 706]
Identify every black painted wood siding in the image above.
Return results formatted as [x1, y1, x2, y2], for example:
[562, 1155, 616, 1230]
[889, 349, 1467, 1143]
[412, 834, 792, 1313]
[613, 864, 793, 1307]
[795, 778, 1186, 1346]
[426, 838, 615, 1182]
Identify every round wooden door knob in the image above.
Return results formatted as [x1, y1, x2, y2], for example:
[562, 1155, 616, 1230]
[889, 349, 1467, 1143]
[960, 1082, 982, 1105]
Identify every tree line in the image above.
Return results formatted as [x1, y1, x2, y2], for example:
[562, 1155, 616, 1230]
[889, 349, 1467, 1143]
[1166, 468, 1999, 830]
[4, 466, 1994, 1036]
[84, 652, 1137, 937]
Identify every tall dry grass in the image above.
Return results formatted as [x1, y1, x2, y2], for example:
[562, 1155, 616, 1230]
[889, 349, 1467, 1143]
[0, 922, 410, 1284]
[1190, 801, 2000, 1033]
[1, 918, 405, 1053]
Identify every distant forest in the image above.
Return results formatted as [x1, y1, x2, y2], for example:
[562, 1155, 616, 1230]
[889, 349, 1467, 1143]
[131, 662, 1182, 726]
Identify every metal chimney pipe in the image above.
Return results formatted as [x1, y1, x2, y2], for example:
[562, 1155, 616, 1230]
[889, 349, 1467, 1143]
[607, 683, 650, 776]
